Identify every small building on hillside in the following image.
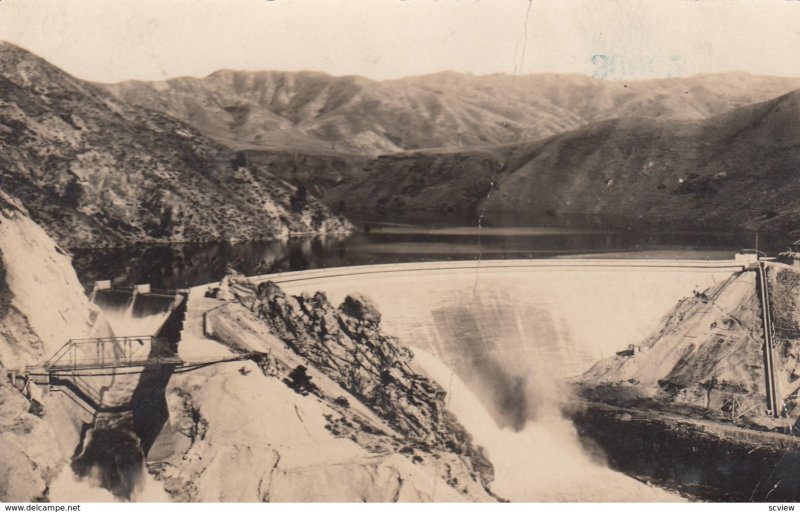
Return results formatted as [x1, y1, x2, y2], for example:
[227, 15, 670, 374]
[616, 344, 641, 357]
[779, 239, 800, 266]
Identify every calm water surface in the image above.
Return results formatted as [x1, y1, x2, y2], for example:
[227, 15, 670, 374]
[70, 224, 789, 289]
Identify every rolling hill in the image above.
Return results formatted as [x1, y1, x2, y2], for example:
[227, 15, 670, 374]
[104, 70, 800, 156]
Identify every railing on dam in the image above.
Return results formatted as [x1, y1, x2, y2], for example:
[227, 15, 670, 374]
[252, 258, 753, 287]
[45, 336, 182, 371]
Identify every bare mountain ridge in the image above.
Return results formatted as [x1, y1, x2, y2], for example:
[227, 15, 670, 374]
[0, 42, 351, 247]
[326, 88, 800, 235]
[104, 68, 800, 156]
[6, 41, 800, 240]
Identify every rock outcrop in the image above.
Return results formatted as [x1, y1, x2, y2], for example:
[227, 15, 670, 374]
[159, 275, 498, 502]
[250, 281, 492, 474]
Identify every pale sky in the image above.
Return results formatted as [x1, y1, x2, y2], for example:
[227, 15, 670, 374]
[1, 0, 800, 83]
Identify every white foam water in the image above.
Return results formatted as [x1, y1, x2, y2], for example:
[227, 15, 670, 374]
[92, 291, 174, 337]
[412, 347, 684, 502]
[49, 465, 170, 502]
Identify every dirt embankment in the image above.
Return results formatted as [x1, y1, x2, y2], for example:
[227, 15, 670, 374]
[578, 263, 800, 425]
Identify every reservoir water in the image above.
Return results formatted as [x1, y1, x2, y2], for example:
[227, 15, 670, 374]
[70, 224, 788, 289]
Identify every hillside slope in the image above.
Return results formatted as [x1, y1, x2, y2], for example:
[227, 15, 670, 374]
[578, 263, 800, 427]
[328, 89, 800, 234]
[0, 42, 351, 248]
[105, 70, 800, 156]
[485, 89, 800, 232]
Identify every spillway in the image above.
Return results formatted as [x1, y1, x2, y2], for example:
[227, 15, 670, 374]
[92, 288, 181, 337]
[43, 287, 188, 500]
[251, 259, 744, 500]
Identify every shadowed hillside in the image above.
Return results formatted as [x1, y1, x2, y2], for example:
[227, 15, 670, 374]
[327, 89, 800, 235]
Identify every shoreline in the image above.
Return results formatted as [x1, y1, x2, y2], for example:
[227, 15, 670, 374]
[65, 228, 354, 251]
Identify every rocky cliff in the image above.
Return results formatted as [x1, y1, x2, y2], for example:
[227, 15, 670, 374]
[0, 42, 351, 248]
[0, 191, 110, 501]
[252, 282, 492, 464]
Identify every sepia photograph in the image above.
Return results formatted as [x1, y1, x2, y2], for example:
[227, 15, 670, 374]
[2, 0, 800, 508]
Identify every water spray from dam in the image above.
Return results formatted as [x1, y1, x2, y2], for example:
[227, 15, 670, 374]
[25, 284, 190, 500]
[91, 283, 182, 338]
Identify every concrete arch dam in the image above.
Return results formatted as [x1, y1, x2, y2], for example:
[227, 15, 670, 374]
[23, 259, 744, 500]
[258, 259, 746, 428]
